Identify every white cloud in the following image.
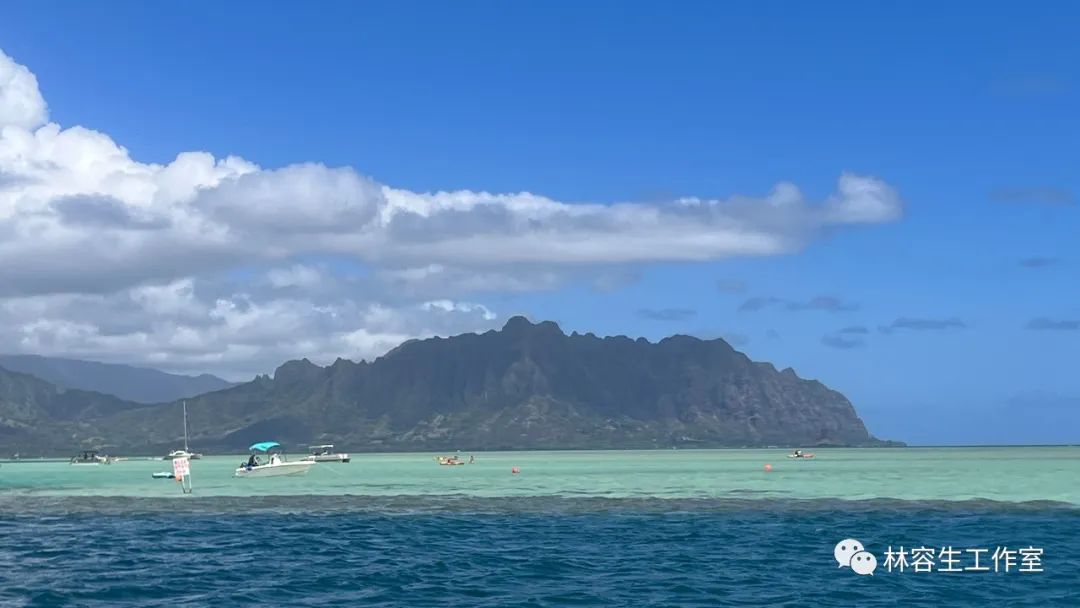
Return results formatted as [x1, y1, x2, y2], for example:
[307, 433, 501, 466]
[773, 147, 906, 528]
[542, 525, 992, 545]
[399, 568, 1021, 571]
[0, 48, 905, 377]
[422, 299, 497, 321]
[0, 51, 47, 129]
[0, 280, 502, 380]
[266, 264, 323, 289]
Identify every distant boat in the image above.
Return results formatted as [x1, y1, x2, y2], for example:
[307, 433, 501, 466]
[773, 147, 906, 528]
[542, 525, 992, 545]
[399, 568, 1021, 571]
[787, 450, 815, 459]
[302, 444, 350, 463]
[70, 450, 111, 466]
[166, 401, 202, 460]
[435, 454, 473, 466]
[234, 441, 314, 478]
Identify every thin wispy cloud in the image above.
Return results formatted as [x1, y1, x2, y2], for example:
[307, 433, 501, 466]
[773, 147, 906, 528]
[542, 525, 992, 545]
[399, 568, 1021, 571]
[739, 295, 858, 313]
[637, 308, 697, 322]
[990, 187, 1075, 205]
[990, 75, 1070, 98]
[821, 325, 870, 349]
[879, 317, 966, 334]
[738, 297, 783, 312]
[716, 279, 747, 294]
[1026, 317, 1080, 331]
[722, 332, 750, 347]
[1018, 257, 1061, 269]
[821, 333, 865, 349]
[785, 296, 859, 313]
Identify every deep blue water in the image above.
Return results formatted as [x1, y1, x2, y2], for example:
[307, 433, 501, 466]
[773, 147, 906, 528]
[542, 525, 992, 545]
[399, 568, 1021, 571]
[1, 498, 1078, 607]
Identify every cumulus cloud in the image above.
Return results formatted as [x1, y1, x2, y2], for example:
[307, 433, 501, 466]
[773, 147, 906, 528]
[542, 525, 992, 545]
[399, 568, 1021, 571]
[0, 47, 903, 297]
[0, 48, 905, 376]
[0, 51, 47, 129]
[0, 279, 501, 380]
[421, 299, 497, 321]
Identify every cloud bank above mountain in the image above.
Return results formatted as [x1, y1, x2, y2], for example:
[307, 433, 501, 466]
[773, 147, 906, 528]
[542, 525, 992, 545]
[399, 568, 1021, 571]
[0, 49, 904, 378]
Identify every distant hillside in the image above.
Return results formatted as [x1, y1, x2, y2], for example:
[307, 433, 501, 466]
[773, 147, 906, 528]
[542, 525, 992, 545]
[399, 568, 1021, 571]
[0, 355, 235, 404]
[0, 317, 894, 455]
[0, 366, 148, 451]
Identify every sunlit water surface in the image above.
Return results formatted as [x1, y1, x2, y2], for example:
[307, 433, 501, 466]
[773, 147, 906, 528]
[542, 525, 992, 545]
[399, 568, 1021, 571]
[2, 447, 1077, 606]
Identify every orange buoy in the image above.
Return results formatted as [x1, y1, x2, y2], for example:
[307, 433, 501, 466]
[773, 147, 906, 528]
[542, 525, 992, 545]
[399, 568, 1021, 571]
[764, 464, 773, 472]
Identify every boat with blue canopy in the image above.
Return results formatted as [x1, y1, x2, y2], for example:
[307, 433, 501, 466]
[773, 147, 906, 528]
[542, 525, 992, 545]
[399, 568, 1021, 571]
[234, 440, 314, 478]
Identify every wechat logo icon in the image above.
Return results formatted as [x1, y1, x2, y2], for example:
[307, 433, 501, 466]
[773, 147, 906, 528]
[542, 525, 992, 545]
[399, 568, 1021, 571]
[835, 538, 877, 576]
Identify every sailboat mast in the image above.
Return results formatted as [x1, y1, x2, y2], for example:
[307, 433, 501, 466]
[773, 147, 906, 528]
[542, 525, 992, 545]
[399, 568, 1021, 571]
[183, 400, 189, 452]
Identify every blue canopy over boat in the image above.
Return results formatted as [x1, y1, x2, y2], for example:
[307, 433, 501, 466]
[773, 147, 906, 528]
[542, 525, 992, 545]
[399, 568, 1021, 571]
[249, 441, 281, 452]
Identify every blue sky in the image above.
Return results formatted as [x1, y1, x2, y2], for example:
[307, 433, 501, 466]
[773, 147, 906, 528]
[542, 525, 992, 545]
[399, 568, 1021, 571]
[1, 1, 1077, 444]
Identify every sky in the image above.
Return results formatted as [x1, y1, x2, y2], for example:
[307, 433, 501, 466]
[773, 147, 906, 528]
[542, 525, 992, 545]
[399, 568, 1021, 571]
[0, 1, 1077, 444]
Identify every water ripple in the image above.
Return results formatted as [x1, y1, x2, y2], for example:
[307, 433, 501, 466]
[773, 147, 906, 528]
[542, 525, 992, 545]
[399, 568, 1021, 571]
[1, 501, 1077, 607]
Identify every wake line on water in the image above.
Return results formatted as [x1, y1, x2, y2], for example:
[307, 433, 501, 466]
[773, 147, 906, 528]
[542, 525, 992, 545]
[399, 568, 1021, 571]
[1, 494, 1076, 517]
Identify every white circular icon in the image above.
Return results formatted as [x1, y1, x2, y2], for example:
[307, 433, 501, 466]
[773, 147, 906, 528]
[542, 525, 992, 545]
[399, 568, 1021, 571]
[850, 550, 878, 576]
[834, 538, 865, 567]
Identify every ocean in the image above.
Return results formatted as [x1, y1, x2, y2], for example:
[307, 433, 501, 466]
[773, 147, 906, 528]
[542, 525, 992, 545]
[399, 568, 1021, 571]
[1, 448, 1078, 606]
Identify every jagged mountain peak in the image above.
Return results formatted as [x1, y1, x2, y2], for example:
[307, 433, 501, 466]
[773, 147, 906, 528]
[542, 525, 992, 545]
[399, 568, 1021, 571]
[0, 321, 892, 454]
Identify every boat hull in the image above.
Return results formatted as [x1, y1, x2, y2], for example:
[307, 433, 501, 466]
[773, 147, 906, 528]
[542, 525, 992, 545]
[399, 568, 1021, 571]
[303, 454, 350, 463]
[233, 461, 315, 478]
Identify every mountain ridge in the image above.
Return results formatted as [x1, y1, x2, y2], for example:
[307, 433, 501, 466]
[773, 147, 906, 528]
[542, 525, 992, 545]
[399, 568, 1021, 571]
[0, 317, 897, 455]
[0, 354, 236, 404]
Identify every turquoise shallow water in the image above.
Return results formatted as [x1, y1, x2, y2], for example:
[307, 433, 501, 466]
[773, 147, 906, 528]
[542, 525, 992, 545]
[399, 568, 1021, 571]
[2, 447, 1078, 607]
[2, 447, 1078, 503]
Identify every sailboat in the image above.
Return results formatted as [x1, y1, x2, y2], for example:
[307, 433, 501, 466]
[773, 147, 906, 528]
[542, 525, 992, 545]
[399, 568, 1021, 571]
[166, 401, 203, 460]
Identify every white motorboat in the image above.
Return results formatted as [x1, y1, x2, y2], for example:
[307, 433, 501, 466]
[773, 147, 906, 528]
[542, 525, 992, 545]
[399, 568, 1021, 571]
[302, 444, 350, 463]
[234, 441, 314, 478]
[165, 401, 203, 460]
[70, 450, 111, 465]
